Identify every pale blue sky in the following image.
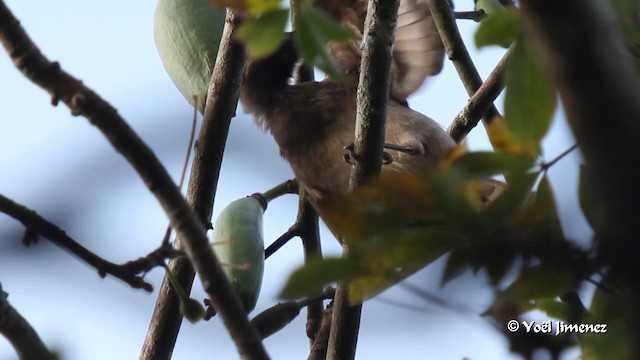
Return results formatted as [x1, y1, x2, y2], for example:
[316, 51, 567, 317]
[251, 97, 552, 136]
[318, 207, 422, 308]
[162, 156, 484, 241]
[0, 1, 587, 359]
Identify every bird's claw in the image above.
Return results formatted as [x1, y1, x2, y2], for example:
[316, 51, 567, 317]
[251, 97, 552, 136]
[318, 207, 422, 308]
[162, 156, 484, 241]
[343, 143, 359, 165]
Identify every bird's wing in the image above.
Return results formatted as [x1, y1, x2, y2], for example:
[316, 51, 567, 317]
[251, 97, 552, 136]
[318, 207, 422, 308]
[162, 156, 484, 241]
[314, 0, 445, 101]
[391, 0, 445, 101]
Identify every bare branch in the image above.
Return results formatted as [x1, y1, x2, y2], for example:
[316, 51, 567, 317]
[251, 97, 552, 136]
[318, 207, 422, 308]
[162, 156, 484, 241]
[0, 193, 155, 291]
[0, 3, 267, 359]
[448, 46, 513, 142]
[426, 0, 502, 140]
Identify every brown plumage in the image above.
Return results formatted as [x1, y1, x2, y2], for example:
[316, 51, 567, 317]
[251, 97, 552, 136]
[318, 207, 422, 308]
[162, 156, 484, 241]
[240, 1, 457, 211]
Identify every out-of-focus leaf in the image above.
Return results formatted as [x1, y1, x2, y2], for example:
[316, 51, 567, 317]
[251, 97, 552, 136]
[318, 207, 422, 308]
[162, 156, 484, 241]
[210, 0, 244, 11]
[348, 227, 465, 303]
[505, 264, 574, 300]
[485, 116, 539, 157]
[504, 37, 556, 144]
[485, 249, 516, 285]
[441, 251, 471, 285]
[475, 8, 521, 48]
[607, 0, 640, 73]
[321, 173, 438, 244]
[474, 0, 506, 15]
[536, 298, 572, 321]
[245, 0, 281, 15]
[484, 171, 538, 224]
[210, 0, 281, 16]
[531, 174, 564, 241]
[279, 257, 366, 300]
[295, 3, 355, 78]
[447, 151, 533, 181]
[578, 164, 605, 232]
[581, 271, 632, 360]
[236, 8, 289, 58]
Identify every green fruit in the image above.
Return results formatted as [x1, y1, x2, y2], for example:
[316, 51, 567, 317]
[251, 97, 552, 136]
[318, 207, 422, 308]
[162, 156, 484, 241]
[211, 196, 265, 312]
[154, 0, 226, 113]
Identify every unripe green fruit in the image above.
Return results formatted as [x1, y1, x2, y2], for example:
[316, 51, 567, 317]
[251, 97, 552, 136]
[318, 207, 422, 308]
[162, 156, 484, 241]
[154, 0, 226, 112]
[211, 196, 265, 312]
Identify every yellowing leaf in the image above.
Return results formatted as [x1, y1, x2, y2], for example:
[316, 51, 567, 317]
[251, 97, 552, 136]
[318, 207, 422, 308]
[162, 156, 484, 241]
[485, 116, 538, 157]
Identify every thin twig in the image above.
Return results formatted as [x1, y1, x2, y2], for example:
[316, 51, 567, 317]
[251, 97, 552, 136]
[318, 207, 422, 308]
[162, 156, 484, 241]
[0, 3, 266, 359]
[427, 0, 502, 141]
[0, 194, 154, 291]
[448, 46, 513, 142]
[265, 225, 301, 259]
[0, 288, 57, 360]
[539, 143, 579, 171]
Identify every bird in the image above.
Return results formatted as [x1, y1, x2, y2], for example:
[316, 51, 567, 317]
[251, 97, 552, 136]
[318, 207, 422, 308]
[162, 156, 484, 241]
[239, 0, 462, 215]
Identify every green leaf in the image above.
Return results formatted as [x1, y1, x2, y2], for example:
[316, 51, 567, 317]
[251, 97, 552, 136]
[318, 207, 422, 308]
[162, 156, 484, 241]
[236, 8, 289, 58]
[448, 151, 533, 181]
[504, 37, 556, 144]
[348, 227, 464, 302]
[581, 271, 632, 359]
[280, 257, 367, 300]
[474, 0, 506, 15]
[607, 0, 640, 73]
[246, 0, 282, 15]
[484, 171, 539, 224]
[578, 164, 605, 232]
[536, 298, 573, 321]
[475, 8, 521, 48]
[532, 174, 565, 241]
[295, 3, 355, 78]
[505, 264, 574, 300]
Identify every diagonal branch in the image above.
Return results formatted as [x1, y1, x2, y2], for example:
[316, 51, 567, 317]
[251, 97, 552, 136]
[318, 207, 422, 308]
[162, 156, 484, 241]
[0, 3, 267, 359]
[447, 46, 513, 142]
[426, 0, 502, 143]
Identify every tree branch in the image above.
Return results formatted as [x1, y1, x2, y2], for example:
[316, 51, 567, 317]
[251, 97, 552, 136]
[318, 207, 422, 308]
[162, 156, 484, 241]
[447, 46, 512, 142]
[0, 3, 267, 359]
[329, 1, 399, 359]
[426, 0, 502, 137]
[520, 0, 640, 356]
[297, 191, 324, 342]
[0, 194, 181, 291]
[0, 286, 57, 360]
